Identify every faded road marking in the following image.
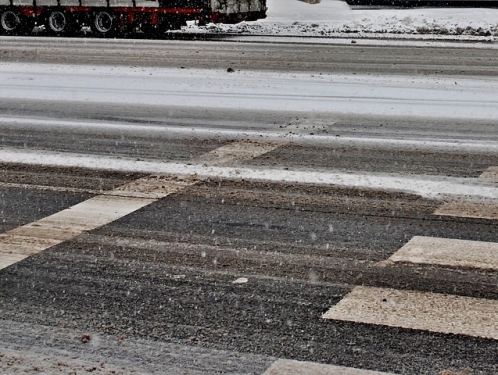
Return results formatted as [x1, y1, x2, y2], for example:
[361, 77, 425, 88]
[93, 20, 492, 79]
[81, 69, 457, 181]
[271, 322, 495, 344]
[322, 286, 498, 340]
[434, 166, 498, 220]
[0, 181, 99, 194]
[196, 141, 279, 165]
[434, 200, 498, 220]
[262, 359, 397, 375]
[480, 166, 498, 180]
[383, 236, 498, 271]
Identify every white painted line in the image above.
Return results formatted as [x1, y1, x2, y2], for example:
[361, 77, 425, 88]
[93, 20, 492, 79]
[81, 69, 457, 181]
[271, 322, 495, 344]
[196, 141, 279, 165]
[1, 148, 498, 200]
[322, 286, 498, 340]
[262, 359, 397, 375]
[480, 166, 498, 180]
[434, 200, 498, 220]
[3, 35, 498, 49]
[385, 236, 498, 271]
[0, 253, 30, 270]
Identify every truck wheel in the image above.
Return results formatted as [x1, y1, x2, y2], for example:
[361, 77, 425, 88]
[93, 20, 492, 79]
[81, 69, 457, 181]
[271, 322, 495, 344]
[46, 10, 77, 36]
[91, 10, 117, 37]
[0, 8, 34, 35]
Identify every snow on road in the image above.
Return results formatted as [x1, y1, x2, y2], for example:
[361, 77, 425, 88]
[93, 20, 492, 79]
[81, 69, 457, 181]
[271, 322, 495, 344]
[3, 147, 498, 200]
[1, 62, 497, 120]
[189, 0, 498, 39]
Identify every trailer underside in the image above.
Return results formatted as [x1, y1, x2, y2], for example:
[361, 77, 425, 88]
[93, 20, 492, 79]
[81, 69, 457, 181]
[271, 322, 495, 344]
[0, 0, 266, 36]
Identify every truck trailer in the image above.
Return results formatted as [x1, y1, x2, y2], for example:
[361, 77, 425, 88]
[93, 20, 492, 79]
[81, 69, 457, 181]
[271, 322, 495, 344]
[0, 0, 267, 36]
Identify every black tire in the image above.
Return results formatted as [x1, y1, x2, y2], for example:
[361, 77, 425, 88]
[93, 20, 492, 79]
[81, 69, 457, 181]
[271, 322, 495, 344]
[90, 10, 118, 37]
[0, 8, 34, 36]
[46, 9, 77, 36]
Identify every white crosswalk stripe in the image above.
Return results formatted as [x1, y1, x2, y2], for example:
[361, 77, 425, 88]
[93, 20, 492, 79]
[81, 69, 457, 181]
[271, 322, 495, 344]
[322, 286, 498, 340]
[434, 199, 498, 220]
[382, 236, 498, 271]
[262, 359, 398, 375]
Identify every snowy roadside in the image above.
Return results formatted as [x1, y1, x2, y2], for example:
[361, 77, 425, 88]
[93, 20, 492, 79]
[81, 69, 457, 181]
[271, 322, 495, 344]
[184, 0, 498, 41]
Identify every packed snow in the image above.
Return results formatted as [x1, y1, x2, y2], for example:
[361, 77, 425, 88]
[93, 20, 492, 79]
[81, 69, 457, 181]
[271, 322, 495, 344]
[1, 62, 498, 120]
[187, 0, 498, 39]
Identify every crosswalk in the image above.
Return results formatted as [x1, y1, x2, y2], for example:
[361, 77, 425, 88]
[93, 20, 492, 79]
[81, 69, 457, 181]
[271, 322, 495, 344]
[323, 168, 498, 351]
[1, 142, 496, 374]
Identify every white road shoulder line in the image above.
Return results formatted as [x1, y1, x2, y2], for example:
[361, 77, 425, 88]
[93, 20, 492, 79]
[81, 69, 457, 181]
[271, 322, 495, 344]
[262, 359, 397, 375]
[322, 286, 498, 340]
[383, 236, 498, 271]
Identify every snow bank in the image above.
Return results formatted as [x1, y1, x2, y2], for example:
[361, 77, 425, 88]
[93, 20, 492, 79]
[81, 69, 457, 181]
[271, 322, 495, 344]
[187, 0, 498, 39]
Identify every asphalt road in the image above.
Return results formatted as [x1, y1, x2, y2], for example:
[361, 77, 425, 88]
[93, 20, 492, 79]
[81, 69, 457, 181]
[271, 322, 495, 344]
[1, 36, 498, 76]
[1, 36, 497, 375]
